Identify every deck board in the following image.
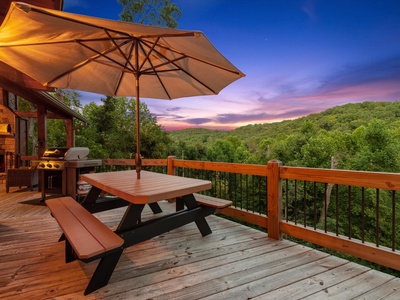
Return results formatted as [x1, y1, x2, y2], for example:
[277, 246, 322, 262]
[0, 185, 399, 299]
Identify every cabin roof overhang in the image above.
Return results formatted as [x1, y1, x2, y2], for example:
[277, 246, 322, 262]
[0, 1, 89, 124]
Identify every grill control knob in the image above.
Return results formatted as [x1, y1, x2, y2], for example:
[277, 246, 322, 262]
[54, 163, 60, 169]
[39, 163, 45, 168]
[46, 163, 52, 168]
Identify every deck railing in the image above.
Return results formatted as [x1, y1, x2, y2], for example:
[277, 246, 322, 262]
[97, 157, 400, 272]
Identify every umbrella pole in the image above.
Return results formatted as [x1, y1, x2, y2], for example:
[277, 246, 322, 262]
[134, 39, 141, 179]
[135, 78, 141, 179]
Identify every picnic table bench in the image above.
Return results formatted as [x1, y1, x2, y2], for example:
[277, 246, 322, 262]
[46, 196, 124, 295]
[46, 171, 232, 295]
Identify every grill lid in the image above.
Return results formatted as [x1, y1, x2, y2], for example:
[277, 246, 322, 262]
[41, 147, 69, 160]
[65, 147, 89, 160]
[41, 147, 89, 160]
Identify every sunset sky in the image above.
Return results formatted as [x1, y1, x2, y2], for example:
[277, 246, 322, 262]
[64, 0, 400, 131]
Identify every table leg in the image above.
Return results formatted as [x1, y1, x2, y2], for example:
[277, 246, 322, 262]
[80, 186, 102, 205]
[181, 194, 212, 236]
[148, 202, 163, 214]
[84, 249, 123, 295]
[176, 197, 185, 211]
[116, 203, 145, 232]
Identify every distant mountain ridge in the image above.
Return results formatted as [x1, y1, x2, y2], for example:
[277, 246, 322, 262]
[169, 101, 400, 149]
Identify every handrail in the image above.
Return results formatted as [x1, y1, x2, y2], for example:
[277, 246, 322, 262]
[98, 157, 400, 271]
[280, 165, 400, 190]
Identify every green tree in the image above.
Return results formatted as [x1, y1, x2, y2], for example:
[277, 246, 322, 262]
[48, 90, 84, 147]
[79, 96, 171, 159]
[206, 136, 250, 163]
[301, 130, 346, 168]
[118, 0, 182, 28]
[349, 119, 400, 172]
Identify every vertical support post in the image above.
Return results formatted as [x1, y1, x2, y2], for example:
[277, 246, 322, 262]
[167, 155, 176, 175]
[267, 160, 282, 240]
[0, 88, 5, 105]
[65, 118, 74, 147]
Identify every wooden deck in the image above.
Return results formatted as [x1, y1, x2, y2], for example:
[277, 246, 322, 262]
[1, 185, 400, 299]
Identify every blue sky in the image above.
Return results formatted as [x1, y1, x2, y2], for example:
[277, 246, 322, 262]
[63, 0, 400, 130]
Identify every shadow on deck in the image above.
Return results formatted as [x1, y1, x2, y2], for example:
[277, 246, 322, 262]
[1, 185, 399, 299]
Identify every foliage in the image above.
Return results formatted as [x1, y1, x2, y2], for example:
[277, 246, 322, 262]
[76, 96, 172, 159]
[170, 101, 400, 171]
[118, 0, 182, 28]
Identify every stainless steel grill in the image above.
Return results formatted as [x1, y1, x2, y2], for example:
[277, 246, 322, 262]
[34, 147, 102, 200]
[37, 147, 90, 170]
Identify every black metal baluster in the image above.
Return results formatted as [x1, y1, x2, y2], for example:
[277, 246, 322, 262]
[294, 180, 298, 224]
[324, 183, 327, 233]
[303, 181, 307, 227]
[348, 186, 352, 240]
[285, 179, 289, 222]
[392, 190, 396, 251]
[313, 182, 317, 230]
[335, 184, 339, 236]
[376, 188, 380, 247]
[361, 187, 365, 243]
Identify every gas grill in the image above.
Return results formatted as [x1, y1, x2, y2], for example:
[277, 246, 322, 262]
[33, 147, 102, 200]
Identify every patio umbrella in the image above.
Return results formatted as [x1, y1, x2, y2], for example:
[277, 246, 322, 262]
[0, 2, 245, 178]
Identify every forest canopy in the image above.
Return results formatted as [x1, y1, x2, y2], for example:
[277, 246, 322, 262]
[169, 101, 400, 172]
[35, 98, 400, 173]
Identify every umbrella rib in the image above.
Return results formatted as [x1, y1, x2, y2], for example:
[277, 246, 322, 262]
[0, 37, 130, 48]
[141, 38, 242, 76]
[46, 39, 135, 86]
[139, 40, 218, 94]
[138, 37, 160, 71]
[78, 38, 136, 72]
[137, 39, 172, 99]
[104, 29, 137, 73]
[113, 36, 136, 95]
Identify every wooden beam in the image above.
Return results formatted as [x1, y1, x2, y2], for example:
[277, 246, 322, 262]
[14, 110, 66, 119]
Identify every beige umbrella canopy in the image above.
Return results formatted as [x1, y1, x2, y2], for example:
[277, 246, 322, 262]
[0, 2, 245, 178]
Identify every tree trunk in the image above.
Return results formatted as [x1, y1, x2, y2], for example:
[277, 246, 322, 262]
[318, 155, 339, 226]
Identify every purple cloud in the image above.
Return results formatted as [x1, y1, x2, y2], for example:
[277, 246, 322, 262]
[185, 118, 213, 125]
[318, 55, 400, 94]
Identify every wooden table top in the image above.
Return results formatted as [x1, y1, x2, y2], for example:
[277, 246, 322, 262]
[81, 170, 212, 204]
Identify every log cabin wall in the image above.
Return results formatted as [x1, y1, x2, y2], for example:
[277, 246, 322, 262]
[0, 96, 16, 183]
[0, 0, 64, 184]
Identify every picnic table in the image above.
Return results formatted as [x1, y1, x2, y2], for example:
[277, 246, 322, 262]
[46, 170, 231, 295]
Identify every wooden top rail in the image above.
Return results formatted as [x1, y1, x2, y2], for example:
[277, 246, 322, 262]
[101, 158, 167, 167]
[173, 159, 268, 176]
[279, 166, 400, 190]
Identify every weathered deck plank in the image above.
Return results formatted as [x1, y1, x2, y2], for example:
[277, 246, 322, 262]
[0, 185, 398, 299]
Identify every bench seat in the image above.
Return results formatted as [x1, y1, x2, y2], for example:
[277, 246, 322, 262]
[194, 193, 232, 209]
[46, 196, 123, 260]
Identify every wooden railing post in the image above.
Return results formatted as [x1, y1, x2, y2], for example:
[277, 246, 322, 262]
[167, 156, 176, 175]
[267, 160, 282, 240]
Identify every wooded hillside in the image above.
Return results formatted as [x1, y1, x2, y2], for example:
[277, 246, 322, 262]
[169, 101, 400, 171]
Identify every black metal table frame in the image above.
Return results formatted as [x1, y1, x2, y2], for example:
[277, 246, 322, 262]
[78, 186, 216, 295]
